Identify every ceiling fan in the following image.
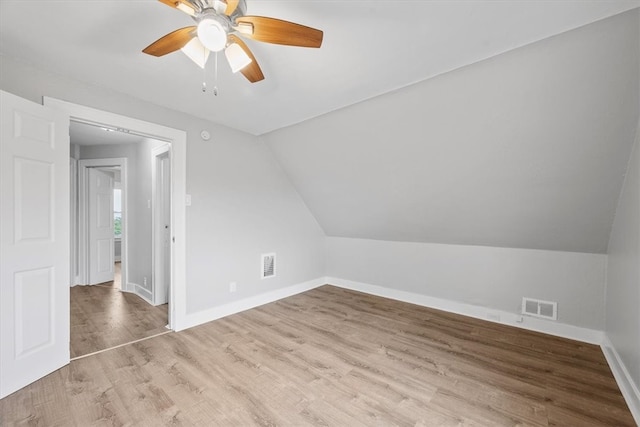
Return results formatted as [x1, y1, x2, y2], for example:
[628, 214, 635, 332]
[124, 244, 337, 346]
[143, 0, 323, 83]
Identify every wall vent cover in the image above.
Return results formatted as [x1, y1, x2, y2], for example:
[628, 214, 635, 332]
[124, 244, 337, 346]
[261, 253, 276, 279]
[522, 297, 557, 320]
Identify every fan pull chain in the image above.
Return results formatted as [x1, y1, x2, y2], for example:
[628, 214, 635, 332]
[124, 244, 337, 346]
[213, 52, 218, 96]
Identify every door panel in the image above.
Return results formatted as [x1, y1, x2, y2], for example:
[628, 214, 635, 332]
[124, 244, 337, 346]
[14, 158, 53, 242]
[15, 267, 53, 356]
[97, 238, 112, 272]
[88, 168, 114, 284]
[153, 150, 170, 306]
[161, 155, 171, 305]
[0, 90, 70, 399]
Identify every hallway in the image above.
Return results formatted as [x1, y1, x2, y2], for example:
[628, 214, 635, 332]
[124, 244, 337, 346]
[70, 263, 168, 358]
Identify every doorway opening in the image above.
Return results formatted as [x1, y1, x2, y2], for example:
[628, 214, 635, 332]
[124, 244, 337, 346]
[152, 145, 171, 306]
[44, 96, 188, 354]
[113, 180, 122, 289]
[76, 158, 127, 290]
[72, 127, 171, 358]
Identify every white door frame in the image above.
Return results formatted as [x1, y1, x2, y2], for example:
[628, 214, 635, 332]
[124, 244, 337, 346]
[43, 97, 187, 331]
[70, 158, 77, 286]
[78, 158, 128, 289]
[152, 144, 171, 306]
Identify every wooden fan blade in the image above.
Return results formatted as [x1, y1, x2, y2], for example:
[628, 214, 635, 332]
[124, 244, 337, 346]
[224, 0, 239, 16]
[235, 16, 323, 48]
[158, 0, 178, 9]
[228, 35, 264, 83]
[142, 26, 197, 57]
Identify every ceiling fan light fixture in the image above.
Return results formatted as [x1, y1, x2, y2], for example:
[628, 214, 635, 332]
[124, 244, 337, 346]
[144, 1, 322, 84]
[175, 2, 195, 16]
[235, 22, 254, 35]
[181, 37, 210, 68]
[197, 18, 227, 52]
[225, 43, 252, 72]
[212, 0, 228, 14]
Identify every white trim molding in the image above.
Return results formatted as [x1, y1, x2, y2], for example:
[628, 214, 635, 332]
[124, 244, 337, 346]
[132, 282, 153, 305]
[328, 278, 640, 420]
[164, 274, 638, 420]
[78, 158, 128, 290]
[601, 335, 640, 424]
[151, 144, 171, 307]
[43, 97, 187, 331]
[325, 277, 604, 345]
[177, 276, 604, 346]
[70, 157, 78, 286]
[176, 277, 326, 331]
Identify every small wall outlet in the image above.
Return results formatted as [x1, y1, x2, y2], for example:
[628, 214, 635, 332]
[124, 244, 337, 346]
[229, 282, 237, 293]
[143, 277, 147, 286]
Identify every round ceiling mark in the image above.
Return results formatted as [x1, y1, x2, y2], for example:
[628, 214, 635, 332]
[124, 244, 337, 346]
[200, 130, 211, 141]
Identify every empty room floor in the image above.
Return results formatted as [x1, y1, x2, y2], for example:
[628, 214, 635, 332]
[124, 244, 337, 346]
[70, 263, 168, 358]
[1, 286, 634, 426]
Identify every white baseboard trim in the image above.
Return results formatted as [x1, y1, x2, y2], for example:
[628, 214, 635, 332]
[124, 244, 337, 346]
[601, 335, 640, 424]
[131, 282, 153, 305]
[176, 277, 326, 332]
[162, 275, 636, 420]
[325, 277, 603, 345]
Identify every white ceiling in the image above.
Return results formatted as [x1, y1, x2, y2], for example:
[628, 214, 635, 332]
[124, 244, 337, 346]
[1, 1, 638, 255]
[0, 0, 638, 135]
[70, 121, 146, 146]
[264, 9, 640, 254]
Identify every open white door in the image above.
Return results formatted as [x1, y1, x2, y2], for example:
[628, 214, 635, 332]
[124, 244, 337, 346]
[161, 154, 171, 305]
[88, 168, 114, 285]
[0, 90, 70, 398]
[153, 147, 171, 306]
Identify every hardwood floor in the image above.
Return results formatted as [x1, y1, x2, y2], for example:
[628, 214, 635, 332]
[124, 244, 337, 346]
[93, 261, 122, 290]
[1, 285, 634, 426]
[70, 265, 168, 358]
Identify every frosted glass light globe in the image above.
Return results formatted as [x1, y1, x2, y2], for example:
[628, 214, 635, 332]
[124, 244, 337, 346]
[197, 18, 226, 52]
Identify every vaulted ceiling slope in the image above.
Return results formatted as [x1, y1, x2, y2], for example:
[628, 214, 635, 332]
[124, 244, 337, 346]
[264, 9, 640, 254]
[0, 1, 638, 135]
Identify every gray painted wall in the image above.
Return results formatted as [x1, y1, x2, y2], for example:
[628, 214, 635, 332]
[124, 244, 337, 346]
[1, 10, 637, 374]
[183, 131, 326, 313]
[1, 55, 326, 316]
[327, 237, 606, 330]
[264, 10, 639, 254]
[79, 139, 165, 291]
[606, 124, 640, 391]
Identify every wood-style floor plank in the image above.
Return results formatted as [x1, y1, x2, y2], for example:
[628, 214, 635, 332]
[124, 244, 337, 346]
[1, 285, 634, 426]
[70, 274, 168, 358]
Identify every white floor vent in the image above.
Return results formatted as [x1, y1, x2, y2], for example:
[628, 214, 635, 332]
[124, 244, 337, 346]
[522, 297, 557, 320]
[261, 253, 276, 279]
